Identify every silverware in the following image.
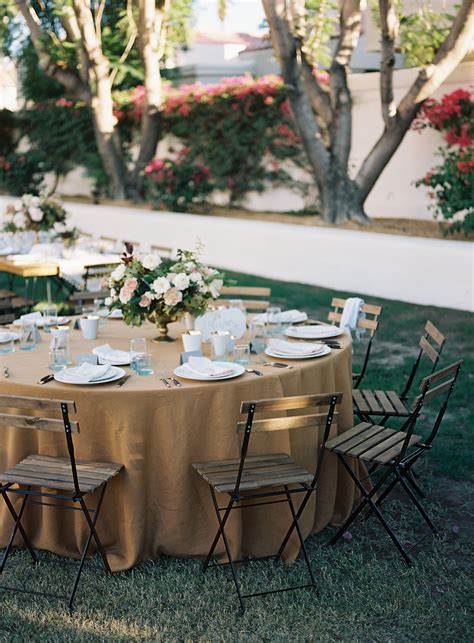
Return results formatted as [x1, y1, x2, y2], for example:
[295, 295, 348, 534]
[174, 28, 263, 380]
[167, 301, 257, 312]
[263, 362, 293, 369]
[169, 376, 182, 387]
[3, 366, 9, 378]
[38, 373, 55, 385]
[116, 374, 131, 388]
[246, 368, 263, 376]
[160, 377, 172, 388]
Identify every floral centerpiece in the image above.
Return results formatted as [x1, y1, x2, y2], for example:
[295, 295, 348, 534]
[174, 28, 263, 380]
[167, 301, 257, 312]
[3, 193, 79, 245]
[105, 244, 224, 341]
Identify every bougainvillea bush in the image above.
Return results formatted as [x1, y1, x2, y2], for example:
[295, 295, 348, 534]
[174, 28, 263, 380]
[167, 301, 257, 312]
[414, 89, 473, 234]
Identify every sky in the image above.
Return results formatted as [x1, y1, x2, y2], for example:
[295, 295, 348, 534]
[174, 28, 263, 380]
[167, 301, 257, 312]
[194, 0, 266, 34]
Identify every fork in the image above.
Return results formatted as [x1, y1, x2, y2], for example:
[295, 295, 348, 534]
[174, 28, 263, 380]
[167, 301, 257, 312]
[246, 368, 263, 376]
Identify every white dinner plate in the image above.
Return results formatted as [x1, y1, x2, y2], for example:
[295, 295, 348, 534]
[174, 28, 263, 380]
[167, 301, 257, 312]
[174, 362, 245, 381]
[285, 325, 343, 339]
[254, 312, 308, 324]
[97, 356, 131, 366]
[54, 365, 126, 385]
[98, 308, 123, 319]
[265, 345, 332, 360]
[13, 316, 70, 328]
[0, 332, 20, 343]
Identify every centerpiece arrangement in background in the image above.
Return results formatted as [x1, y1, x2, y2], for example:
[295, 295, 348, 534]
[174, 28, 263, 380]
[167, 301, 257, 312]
[106, 244, 224, 341]
[3, 193, 79, 246]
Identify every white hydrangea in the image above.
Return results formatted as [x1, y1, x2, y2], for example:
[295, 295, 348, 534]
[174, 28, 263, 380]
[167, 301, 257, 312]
[152, 276, 171, 294]
[173, 273, 190, 291]
[142, 254, 162, 271]
[111, 263, 126, 281]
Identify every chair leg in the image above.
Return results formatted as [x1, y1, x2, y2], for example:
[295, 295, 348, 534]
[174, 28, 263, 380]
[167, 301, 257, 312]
[405, 469, 425, 499]
[283, 486, 316, 588]
[1, 488, 38, 571]
[396, 471, 439, 537]
[275, 488, 313, 560]
[362, 475, 399, 522]
[336, 456, 412, 565]
[206, 488, 245, 614]
[68, 485, 109, 612]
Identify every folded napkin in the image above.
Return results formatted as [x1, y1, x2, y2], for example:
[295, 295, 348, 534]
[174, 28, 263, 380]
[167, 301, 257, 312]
[268, 339, 323, 355]
[254, 309, 307, 324]
[65, 363, 112, 384]
[92, 344, 130, 363]
[288, 324, 336, 337]
[184, 356, 234, 378]
[0, 331, 15, 343]
[20, 311, 43, 324]
[339, 297, 365, 338]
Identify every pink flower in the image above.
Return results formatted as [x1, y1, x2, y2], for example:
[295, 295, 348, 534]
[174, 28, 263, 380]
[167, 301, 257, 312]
[123, 277, 138, 294]
[119, 286, 132, 304]
[163, 288, 183, 306]
[139, 294, 152, 308]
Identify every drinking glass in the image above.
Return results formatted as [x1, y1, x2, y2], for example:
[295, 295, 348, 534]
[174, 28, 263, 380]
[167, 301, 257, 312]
[48, 348, 68, 372]
[130, 338, 147, 372]
[211, 331, 230, 361]
[134, 352, 154, 376]
[0, 335, 15, 354]
[266, 306, 282, 337]
[20, 322, 37, 351]
[250, 320, 266, 354]
[233, 344, 250, 365]
[229, 299, 247, 317]
[43, 304, 58, 333]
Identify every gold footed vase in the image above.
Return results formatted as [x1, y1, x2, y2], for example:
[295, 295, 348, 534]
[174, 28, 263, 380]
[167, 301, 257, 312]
[148, 313, 177, 343]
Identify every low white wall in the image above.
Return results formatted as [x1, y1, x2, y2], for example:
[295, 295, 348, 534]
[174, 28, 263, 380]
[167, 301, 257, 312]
[1, 197, 468, 312]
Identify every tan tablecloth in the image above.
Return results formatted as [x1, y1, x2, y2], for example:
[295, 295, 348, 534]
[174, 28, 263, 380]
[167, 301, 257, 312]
[0, 319, 360, 571]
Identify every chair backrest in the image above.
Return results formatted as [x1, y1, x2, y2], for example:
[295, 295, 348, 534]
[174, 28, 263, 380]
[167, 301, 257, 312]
[327, 297, 382, 337]
[232, 392, 342, 496]
[0, 394, 82, 494]
[398, 360, 462, 460]
[401, 320, 446, 398]
[219, 286, 272, 311]
[0, 313, 15, 325]
[150, 244, 175, 259]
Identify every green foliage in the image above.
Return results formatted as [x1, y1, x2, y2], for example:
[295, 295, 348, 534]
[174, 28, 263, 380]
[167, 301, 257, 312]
[302, 0, 339, 67]
[0, 109, 17, 156]
[0, 151, 45, 196]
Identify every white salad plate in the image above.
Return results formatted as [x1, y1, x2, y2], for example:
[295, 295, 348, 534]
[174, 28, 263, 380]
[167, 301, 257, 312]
[285, 325, 343, 339]
[54, 365, 126, 385]
[265, 345, 332, 360]
[174, 362, 245, 382]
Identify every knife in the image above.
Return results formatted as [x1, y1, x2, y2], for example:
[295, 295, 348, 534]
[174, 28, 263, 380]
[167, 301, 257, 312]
[3, 366, 9, 378]
[116, 374, 131, 387]
[169, 376, 182, 387]
[38, 373, 55, 384]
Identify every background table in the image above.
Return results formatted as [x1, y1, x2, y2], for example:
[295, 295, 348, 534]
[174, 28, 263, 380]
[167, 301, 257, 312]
[0, 319, 361, 571]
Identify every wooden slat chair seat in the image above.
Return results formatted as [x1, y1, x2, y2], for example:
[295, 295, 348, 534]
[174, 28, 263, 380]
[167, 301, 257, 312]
[193, 453, 313, 494]
[193, 391, 341, 614]
[327, 360, 463, 565]
[328, 297, 383, 388]
[353, 320, 446, 423]
[0, 394, 123, 612]
[218, 285, 271, 311]
[0, 455, 122, 494]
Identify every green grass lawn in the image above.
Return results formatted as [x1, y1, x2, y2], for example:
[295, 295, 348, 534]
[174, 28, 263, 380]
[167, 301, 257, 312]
[1, 272, 473, 641]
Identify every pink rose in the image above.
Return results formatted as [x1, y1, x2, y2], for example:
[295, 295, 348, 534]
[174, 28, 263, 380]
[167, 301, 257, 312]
[163, 288, 183, 306]
[123, 277, 138, 294]
[119, 286, 132, 304]
[139, 294, 152, 308]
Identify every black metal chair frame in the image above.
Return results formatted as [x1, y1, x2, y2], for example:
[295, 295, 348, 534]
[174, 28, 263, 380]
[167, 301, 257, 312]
[0, 397, 121, 612]
[198, 392, 341, 614]
[328, 360, 462, 565]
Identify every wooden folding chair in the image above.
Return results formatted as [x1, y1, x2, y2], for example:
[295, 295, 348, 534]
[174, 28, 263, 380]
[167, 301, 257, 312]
[353, 320, 446, 423]
[219, 286, 271, 312]
[0, 395, 123, 611]
[150, 244, 175, 259]
[193, 391, 342, 613]
[99, 235, 120, 252]
[325, 360, 462, 564]
[328, 297, 383, 388]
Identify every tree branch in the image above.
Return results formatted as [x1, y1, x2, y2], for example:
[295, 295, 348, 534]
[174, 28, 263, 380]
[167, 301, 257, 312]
[379, 0, 399, 127]
[15, 0, 91, 101]
[300, 48, 332, 127]
[60, 6, 90, 84]
[110, 0, 138, 87]
[356, 0, 474, 200]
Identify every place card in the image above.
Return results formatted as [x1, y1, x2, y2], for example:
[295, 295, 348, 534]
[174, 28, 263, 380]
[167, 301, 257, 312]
[180, 350, 202, 365]
[76, 354, 99, 366]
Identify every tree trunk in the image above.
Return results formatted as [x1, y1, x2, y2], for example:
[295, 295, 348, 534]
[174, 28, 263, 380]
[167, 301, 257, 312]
[90, 107, 129, 200]
[320, 164, 368, 223]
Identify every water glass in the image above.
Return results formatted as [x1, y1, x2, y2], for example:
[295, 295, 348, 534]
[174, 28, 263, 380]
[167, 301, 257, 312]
[250, 320, 266, 354]
[20, 322, 37, 351]
[48, 348, 68, 372]
[211, 331, 230, 361]
[266, 306, 282, 337]
[233, 343, 250, 365]
[130, 338, 147, 372]
[133, 352, 154, 376]
[43, 305, 58, 333]
[229, 299, 247, 316]
[182, 331, 202, 352]
[0, 335, 15, 354]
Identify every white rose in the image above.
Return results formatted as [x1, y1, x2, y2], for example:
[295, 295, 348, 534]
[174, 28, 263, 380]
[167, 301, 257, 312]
[111, 264, 126, 281]
[14, 200, 22, 211]
[152, 276, 171, 294]
[189, 271, 203, 284]
[31, 196, 40, 207]
[53, 221, 66, 233]
[144, 290, 155, 300]
[173, 273, 190, 291]
[164, 287, 183, 306]
[22, 194, 32, 206]
[13, 213, 27, 229]
[104, 296, 114, 306]
[210, 278, 223, 298]
[142, 254, 162, 271]
[29, 207, 44, 222]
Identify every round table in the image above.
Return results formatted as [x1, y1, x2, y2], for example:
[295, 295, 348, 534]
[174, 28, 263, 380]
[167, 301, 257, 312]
[0, 318, 360, 571]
